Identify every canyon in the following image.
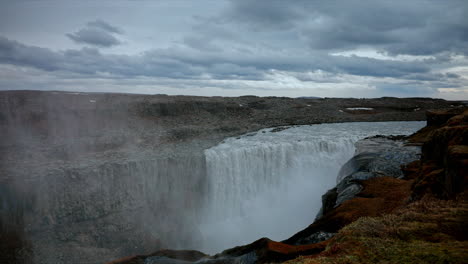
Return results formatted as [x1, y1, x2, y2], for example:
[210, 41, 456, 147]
[0, 90, 464, 263]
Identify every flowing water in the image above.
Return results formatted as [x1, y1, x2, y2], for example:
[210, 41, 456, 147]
[1, 120, 426, 262]
[199, 121, 425, 253]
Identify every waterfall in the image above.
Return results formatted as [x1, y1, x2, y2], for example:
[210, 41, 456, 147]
[199, 121, 425, 253]
[1, 119, 425, 262]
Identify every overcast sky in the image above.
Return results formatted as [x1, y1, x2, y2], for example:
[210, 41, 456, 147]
[0, 0, 467, 99]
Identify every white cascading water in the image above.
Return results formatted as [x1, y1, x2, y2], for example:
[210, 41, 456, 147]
[199, 121, 425, 253]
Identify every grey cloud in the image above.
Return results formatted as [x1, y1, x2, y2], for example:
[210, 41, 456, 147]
[67, 28, 120, 47]
[182, 36, 222, 52]
[224, 0, 468, 56]
[0, 36, 436, 82]
[329, 55, 429, 78]
[403, 72, 462, 82]
[375, 83, 436, 97]
[226, 0, 306, 30]
[1, 0, 466, 98]
[0, 36, 62, 71]
[445, 73, 460, 79]
[87, 19, 123, 34]
[67, 20, 123, 47]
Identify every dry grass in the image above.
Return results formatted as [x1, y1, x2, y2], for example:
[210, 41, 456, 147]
[285, 196, 468, 264]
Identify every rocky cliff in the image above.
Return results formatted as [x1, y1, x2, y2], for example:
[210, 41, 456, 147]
[0, 90, 464, 263]
[107, 108, 467, 264]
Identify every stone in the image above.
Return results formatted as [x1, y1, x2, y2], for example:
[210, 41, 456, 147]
[335, 184, 363, 207]
[293, 231, 336, 245]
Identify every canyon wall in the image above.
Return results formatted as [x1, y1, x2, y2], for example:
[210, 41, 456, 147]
[0, 90, 460, 263]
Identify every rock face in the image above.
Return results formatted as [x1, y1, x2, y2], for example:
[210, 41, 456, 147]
[0, 90, 463, 263]
[288, 135, 422, 246]
[411, 108, 468, 199]
[334, 137, 421, 207]
[107, 112, 468, 264]
[281, 108, 468, 264]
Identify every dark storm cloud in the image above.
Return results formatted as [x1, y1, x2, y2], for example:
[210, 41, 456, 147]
[0, 0, 467, 97]
[0, 35, 435, 81]
[0, 36, 62, 71]
[225, 0, 468, 56]
[67, 20, 122, 47]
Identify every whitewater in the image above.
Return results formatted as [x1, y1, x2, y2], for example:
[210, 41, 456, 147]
[199, 121, 425, 253]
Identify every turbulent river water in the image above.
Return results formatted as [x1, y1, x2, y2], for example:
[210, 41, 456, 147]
[199, 121, 425, 253]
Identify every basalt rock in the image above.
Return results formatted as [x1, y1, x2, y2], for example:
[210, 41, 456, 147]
[283, 107, 468, 263]
[329, 136, 421, 210]
[411, 108, 468, 199]
[283, 176, 413, 247]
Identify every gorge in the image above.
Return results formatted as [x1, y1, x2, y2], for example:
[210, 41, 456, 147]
[0, 91, 463, 263]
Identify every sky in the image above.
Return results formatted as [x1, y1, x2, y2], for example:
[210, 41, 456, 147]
[0, 0, 467, 99]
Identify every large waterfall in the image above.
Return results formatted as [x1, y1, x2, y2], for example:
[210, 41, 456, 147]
[1, 119, 426, 262]
[199, 121, 425, 253]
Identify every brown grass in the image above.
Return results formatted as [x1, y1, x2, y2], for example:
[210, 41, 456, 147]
[285, 195, 468, 264]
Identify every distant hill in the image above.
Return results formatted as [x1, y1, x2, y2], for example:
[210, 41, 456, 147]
[296, 96, 321, 99]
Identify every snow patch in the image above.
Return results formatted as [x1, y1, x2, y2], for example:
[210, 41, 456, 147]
[346, 107, 374, 111]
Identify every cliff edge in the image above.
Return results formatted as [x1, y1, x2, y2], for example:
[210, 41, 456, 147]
[108, 108, 468, 264]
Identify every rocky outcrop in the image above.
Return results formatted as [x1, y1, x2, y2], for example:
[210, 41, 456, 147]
[282, 108, 468, 263]
[410, 108, 468, 199]
[297, 135, 421, 245]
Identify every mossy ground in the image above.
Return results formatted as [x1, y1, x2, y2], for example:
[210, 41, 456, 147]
[285, 196, 468, 264]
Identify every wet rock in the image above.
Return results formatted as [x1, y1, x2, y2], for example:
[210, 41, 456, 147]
[331, 136, 421, 209]
[214, 238, 327, 264]
[292, 231, 335, 245]
[284, 110, 468, 261]
[270, 126, 291, 133]
[335, 183, 363, 207]
[315, 188, 337, 219]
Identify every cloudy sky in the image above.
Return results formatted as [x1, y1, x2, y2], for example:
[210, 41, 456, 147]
[0, 0, 467, 99]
